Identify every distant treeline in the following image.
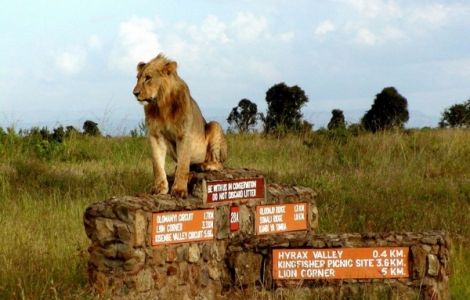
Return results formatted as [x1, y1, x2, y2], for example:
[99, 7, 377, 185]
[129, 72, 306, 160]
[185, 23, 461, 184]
[226, 83, 470, 134]
[1, 85, 468, 140]
[0, 120, 102, 143]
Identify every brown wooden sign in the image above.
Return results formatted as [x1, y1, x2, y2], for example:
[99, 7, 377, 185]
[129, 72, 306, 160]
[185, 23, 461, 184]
[205, 177, 265, 204]
[255, 203, 308, 235]
[151, 209, 214, 246]
[273, 247, 409, 280]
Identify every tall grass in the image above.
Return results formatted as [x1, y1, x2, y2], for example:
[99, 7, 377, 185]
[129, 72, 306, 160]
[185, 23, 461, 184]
[0, 129, 469, 299]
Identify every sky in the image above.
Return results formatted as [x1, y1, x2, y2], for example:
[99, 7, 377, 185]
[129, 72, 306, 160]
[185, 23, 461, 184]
[1, 0, 470, 134]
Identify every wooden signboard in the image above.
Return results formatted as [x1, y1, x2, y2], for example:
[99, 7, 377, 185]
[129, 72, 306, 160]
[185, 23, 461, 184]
[151, 209, 214, 246]
[205, 177, 265, 204]
[229, 206, 240, 232]
[273, 247, 409, 280]
[255, 203, 308, 235]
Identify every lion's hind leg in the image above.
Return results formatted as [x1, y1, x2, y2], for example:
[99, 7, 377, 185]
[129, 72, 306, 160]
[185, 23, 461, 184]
[201, 121, 227, 171]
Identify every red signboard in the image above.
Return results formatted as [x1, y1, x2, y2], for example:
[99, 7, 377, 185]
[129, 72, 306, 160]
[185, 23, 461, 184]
[255, 203, 308, 235]
[151, 209, 214, 246]
[205, 177, 265, 204]
[229, 206, 240, 232]
[273, 247, 409, 280]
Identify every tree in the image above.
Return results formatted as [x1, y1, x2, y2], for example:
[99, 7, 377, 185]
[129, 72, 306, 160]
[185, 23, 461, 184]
[227, 99, 261, 133]
[65, 126, 80, 137]
[264, 82, 309, 133]
[439, 100, 470, 128]
[361, 87, 409, 132]
[327, 109, 346, 130]
[83, 120, 101, 136]
[52, 126, 65, 143]
[39, 127, 51, 140]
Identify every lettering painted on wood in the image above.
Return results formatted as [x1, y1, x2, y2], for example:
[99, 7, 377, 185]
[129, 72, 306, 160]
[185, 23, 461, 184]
[205, 177, 265, 204]
[255, 203, 308, 235]
[229, 206, 240, 232]
[151, 209, 214, 246]
[273, 247, 409, 280]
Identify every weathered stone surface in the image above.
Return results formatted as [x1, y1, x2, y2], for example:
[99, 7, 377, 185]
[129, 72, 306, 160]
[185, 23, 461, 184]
[215, 205, 229, 239]
[84, 168, 449, 300]
[188, 243, 200, 263]
[177, 244, 188, 262]
[94, 218, 115, 244]
[421, 236, 439, 245]
[123, 249, 145, 274]
[167, 265, 178, 276]
[427, 254, 440, 277]
[411, 245, 427, 279]
[238, 205, 253, 235]
[207, 261, 221, 280]
[166, 247, 177, 263]
[116, 243, 134, 260]
[151, 248, 166, 266]
[230, 252, 263, 286]
[134, 210, 147, 246]
[200, 266, 210, 287]
[309, 205, 319, 230]
[153, 269, 167, 290]
[135, 268, 154, 292]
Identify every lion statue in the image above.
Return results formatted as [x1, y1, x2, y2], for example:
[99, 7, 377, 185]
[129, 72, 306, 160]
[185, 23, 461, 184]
[133, 53, 227, 198]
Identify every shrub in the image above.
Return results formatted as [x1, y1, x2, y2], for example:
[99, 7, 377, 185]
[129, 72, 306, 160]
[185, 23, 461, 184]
[362, 87, 409, 132]
[264, 82, 308, 134]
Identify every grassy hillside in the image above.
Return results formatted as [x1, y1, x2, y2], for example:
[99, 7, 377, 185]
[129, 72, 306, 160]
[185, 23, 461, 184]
[0, 129, 469, 299]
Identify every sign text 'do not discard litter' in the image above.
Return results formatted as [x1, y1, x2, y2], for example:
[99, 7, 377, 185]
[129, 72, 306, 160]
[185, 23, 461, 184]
[205, 178, 265, 204]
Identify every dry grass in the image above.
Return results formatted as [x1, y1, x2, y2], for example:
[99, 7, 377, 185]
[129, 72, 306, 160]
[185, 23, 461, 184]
[0, 129, 469, 299]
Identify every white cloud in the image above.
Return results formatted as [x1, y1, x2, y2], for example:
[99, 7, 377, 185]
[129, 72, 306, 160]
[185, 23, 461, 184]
[345, 0, 402, 18]
[315, 20, 335, 37]
[188, 15, 230, 44]
[109, 17, 161, 72]
[382, 26, 405, 41]
[231, 12, 268, 41]
[88, 35, 102, 50]
[165, 35, 201, 65]
[410, 4, 451, 25]
[55, 49, 86, 74]
[354, 26, 405, 46]
[278, 32, 295, 42]
[355, 28, 378, 46]
[201, 15, 230, 43]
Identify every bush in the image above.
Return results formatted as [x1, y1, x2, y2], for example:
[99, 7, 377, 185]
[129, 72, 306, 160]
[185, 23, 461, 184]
[347, 123, 365, 136]
[83, 120, 101, 136]
[33, 140, 63, 161]
[52, 126, 65, 143]
[439, 99, 470, 128]
[362, 87, 409, 132]
[264, 82, 309, 134]
[327, 109, 346, 130]
[227, 99, 261, 133]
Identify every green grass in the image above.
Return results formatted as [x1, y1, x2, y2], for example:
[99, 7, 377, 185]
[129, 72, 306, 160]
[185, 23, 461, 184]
[0, 129, 469, 299]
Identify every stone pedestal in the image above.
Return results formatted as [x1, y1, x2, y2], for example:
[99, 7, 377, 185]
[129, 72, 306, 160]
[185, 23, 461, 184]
[84, 168, 450, 299]
[84, 168, 318, 299]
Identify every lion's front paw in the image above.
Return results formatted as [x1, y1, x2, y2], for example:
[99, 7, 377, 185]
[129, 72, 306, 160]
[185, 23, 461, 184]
[171, 187, 188, 199]
[150, 181, 169, 195]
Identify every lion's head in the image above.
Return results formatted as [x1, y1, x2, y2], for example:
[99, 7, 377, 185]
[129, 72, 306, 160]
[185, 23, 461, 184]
[132, 53, 180, 104]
